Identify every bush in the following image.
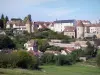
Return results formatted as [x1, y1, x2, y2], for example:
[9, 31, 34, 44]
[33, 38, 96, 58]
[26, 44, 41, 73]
[0, 53, 18, 68]
[55, 55, 73, 66]
[96, 52, 100, 67]
[40, 53, 74, 66]
[40, 53, 55, 64]
[0, 51, 39, 69]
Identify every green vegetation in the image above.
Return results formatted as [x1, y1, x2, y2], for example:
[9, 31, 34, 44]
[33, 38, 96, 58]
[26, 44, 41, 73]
[84, 41, 97, 58]
[96, 50, 100, 67]
[40, 50, 84, 65]
[0, 35, 15, 49]
[0, 51, 39, 69]
[0, 14, 9, 29]
[0, 64, 100, 75]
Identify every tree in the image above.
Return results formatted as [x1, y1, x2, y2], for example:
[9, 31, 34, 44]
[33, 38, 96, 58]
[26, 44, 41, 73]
[85, 41, 97, 58]
[1, 14, 4, 20]
[0, 35, 16, 49]
[0, 14, 5, 29]
[5, 16, 9, 22]
[24, 17, 28, 23]
[0, 19, 4, 28]
[38, 39, 49, 52]
[0, 14, 8, 29]
[28, 14, 32, 21]
[96, 51, 100, 67]
[93, 35, 97, 40]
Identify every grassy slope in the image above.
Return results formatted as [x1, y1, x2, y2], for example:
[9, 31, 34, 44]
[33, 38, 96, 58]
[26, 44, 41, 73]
[0, 64, 100, 75]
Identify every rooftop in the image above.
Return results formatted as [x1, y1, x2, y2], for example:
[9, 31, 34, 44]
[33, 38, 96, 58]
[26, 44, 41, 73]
[54, 20, 75, 23]
[64, 26, 75, 32]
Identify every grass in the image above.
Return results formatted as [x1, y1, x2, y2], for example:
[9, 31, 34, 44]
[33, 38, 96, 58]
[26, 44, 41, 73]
[0, 63, 100, 75]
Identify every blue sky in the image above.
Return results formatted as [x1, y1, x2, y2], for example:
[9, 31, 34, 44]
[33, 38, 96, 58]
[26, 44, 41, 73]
[0, 0, 100, 22]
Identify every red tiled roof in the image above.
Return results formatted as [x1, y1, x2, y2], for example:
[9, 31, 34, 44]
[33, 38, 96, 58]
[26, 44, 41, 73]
[65, 47, 75, 51]
[74, 43, 81, 46]
[64, 26, 75, 32]
[81, 20, 91, 23]
[7, 21, 25, 26]
[76, 20, 84, 27]
[89, 24, 100, 27]
[34, 21, 52, 28]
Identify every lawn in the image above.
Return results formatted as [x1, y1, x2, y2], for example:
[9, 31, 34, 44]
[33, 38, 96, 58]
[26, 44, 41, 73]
[0, 63, 100, 75]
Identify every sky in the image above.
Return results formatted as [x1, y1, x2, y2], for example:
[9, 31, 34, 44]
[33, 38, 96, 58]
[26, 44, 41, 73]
[0, 0, 100, 22]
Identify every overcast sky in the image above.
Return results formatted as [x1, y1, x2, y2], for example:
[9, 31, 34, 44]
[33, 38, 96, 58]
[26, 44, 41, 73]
[0, 0, 100, 22]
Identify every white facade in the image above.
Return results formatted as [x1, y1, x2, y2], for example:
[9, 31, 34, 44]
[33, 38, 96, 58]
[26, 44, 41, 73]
[24, 43, 33, 51]
[61, 50, 67, 55]
[64, 32, 75, 38]
[89, 27, 97, 33]
[6, 23, 27, 31]
[6, 24, 11, 28]
[53, 23, 74, 32]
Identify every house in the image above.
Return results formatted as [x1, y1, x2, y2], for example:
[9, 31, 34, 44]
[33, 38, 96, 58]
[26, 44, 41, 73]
[71, 41, 87, 48]
[81, 20, 91, 25]
[76, 20, 100, 39]
[45, 50, 60, 56]
[24, 40, 38, 52]
[53, 20, 76, 32]
[64, 26, 75, 38]
[24, 40, 41, 56]
[49, 42, 81, 50]
[61, 50, 68, 55]
[6, 18, 34, 33]
[65, 47, 75, 53]
[50, 39, 62, 43]
[33, 21, 53, 30]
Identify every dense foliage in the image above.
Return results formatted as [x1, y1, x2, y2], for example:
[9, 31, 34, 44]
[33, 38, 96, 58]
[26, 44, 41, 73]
[0, 14, 9, 29]
[40, 50, 83, 66]
[85, 42, 97, 58]
[0, 35, 15, 49]
[0, 51, 39, 69]
[96, 51, 100, 67]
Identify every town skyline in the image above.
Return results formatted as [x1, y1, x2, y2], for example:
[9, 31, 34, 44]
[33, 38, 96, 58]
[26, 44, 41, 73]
[0, 0, 100, 22]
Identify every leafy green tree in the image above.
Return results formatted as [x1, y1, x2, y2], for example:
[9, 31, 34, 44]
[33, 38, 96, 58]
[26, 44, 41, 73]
[85, 41, 97, 58]
[0, 19, 4, 28]
[0, 14, 5, 29]
[0, 35, 16, 49]
[28, 14, 32, 21]
[0, 14, 8, 29]
[96, 51, 100, 67]
[37, 39, 49, 52]
[1, 14, 4, 20]
[5, 16, 9, 21]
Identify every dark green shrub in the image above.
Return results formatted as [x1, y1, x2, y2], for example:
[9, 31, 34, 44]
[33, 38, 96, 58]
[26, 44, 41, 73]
[40, 53, 55, 64]
[0, 53, 18, 68]
[55, 55, 73, 66]
[96, 52, 100, 67]
[0, 51, 39, 69]
[40, 53, 74, 66]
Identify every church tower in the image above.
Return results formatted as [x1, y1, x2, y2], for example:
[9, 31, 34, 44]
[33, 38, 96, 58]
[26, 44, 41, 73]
[25, 15, 32, 33]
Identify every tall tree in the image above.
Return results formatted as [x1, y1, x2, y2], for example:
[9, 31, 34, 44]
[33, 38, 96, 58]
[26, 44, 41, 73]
[23, 17, 28, 23]
[5, 16, 9, 22]
[0, 19, 4, 28]
[28, 14, 32, 21]
[1, 14, 4, 20]
[4, 16, 9, 29]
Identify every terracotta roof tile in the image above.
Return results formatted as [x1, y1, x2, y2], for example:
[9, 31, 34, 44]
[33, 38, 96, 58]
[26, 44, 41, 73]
[64, 26, 75, 32]
[76, 20, 84, 27]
